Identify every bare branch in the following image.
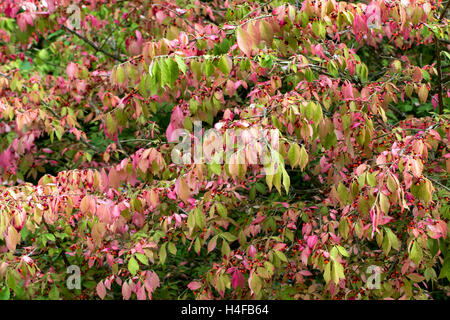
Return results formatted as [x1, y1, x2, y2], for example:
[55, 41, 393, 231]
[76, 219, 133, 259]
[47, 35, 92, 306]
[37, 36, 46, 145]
[62, 25, 125, 62]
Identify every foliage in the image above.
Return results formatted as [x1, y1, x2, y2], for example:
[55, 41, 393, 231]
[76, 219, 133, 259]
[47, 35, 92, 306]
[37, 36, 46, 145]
[0, 0, 449, 300]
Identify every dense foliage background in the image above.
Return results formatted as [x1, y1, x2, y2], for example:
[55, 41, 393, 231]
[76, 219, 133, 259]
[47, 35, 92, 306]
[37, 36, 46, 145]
[0, 0, 449, 300]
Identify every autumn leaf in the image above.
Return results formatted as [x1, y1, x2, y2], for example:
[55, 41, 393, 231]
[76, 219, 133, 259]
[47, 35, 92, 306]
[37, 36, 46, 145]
[236, 26, 252, 56]
[176, 177, 191, 202]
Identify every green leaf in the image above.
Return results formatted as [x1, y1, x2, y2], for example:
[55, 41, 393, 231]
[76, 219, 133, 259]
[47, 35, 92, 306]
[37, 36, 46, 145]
[159, 242, 167, 265]
[116, 65, 125, 85]
[407, 273, 425, 282]
[194, 208, 206, 229]
[106, 113, 118, 136]
[215, 202, 227, 218]
[385, 228, 400, 251]
[299, 145, 308, 171]
[49, 285, 60, 300]
[187, 210, 195, 231]
[336, 245, 349, 257]
[312, 21, 320, 37]
[438, 258, 450, 281]
[366, 172, 377, 186]
[410, 241, 423, 266]
[217, 55, 232, 75]
[174, 55, 187, 74]
[168, 242, 177, 255]
[220, 232, 237, 242]
[359, 63, 368, 82]
[330, 246, 338, 260]
[221, 239, 230, 257]
[128, 256, 139, 276]
[287, 143, 300, 168]
[135, 253, 148, 266]
[338, 218, 349, 240]
[333, 260, 345, 284]
[202, 59, 214, 77]
[324, 262, 331, 283]
[46, 233, 56, 242]
[161, 58, 179, 88]
[379, 193, 390, 213]
[337, 182, 349, 204]
[0, 287, 10, 300]
[249, 273, 262, 295]
[424, 267, 437, 281]
[382, 233, 391, 255]
[83, 280, 97, 289]
[427, 238, 439, 256]
[275, 250, 288, 263]
[282, 169, 290, 194]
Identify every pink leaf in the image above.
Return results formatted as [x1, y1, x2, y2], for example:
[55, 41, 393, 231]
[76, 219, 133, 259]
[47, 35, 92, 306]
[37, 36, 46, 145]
[96, 281, 107, 300]
[136, 283, 147, 300]
[342, 81, 354, 100]
[231, 270, 246, 289]
[166, 106, 185, 142]
[248, 245, 256, 258]
[187, 281, 202, 291]
[122, 281, 132, 300]
[207, 236, 217, 253]
[307, 235, 318, 248]
[144, 271, 160, 294]
[66, 62, 78, 80]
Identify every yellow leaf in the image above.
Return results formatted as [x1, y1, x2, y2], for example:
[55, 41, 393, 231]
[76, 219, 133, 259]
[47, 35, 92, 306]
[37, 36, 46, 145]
[299, 145, 309, 171]
[177, 177, 191, 203]
[418, 84, 428, 104]
[236, 27, 252, 56]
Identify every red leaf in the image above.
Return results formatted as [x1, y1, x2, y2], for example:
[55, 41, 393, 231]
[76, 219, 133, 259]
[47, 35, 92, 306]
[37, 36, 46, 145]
[232, 270, 246, 289]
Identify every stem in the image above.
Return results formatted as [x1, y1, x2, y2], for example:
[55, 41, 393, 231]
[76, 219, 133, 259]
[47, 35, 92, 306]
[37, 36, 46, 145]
[62, 25, 125, 62]
[434, 36, 444, 115]
[434, 0, 450, 115]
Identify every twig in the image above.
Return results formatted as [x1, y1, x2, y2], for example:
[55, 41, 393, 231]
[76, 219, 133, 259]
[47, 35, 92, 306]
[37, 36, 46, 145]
[241, 0, 274, 21]
[62, 25, 125, 62]
[424, 175, 450, 192]
[99, 7, 137, 50]
[151, 4, 198, 32]
[434, 0, 450, 115]
[41, 102, 103, 154]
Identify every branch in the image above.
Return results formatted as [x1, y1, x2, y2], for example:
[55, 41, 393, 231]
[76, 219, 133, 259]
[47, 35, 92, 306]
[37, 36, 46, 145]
[241, 0, 274, 21]
[62, 25, 125, 62]
[439, 0, 450, 21]
[151, 4, 198, 32]
[434, 36, 445, 115]
[41, 101, 104, 154]
[433, 0, 449, 115]
[99, 7, 137, 50]
[424, 175, 450, 193]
